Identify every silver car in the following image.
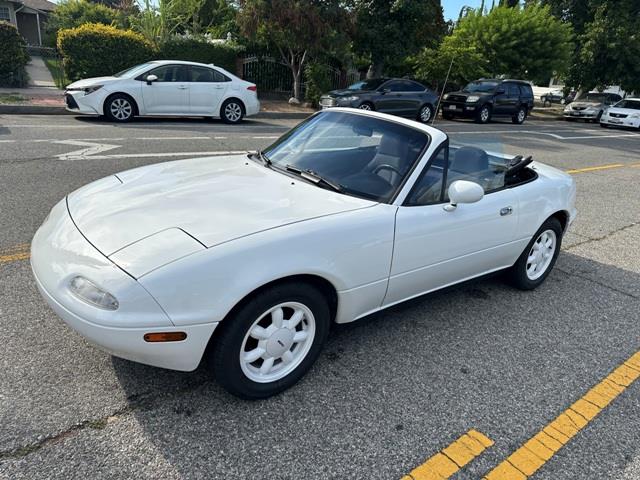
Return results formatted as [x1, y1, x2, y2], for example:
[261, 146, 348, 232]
[563, 92, 623, 122]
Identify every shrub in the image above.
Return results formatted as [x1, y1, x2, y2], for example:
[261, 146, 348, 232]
[0, 22, 30, 87]
[158, 37, 242, 72]
[47, 0, 121, 38]
[304, 62, 332, 106]
[58, 23, 155, 81]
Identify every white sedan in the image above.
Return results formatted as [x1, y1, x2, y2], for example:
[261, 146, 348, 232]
[64, 60, 260, 123]
[31, 109, 576, 399]
[600, 98, 640, 130]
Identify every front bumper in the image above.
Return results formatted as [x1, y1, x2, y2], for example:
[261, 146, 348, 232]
[563, 110, 599, 119]
[600, 115, 640, 128]
[440, 102, 479, 117]
[64, 90, 106, 115]
[31, 199, 217, 371]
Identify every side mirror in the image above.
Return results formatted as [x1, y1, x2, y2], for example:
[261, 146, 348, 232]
[443, 180, 484, 212]
[496, 88, 506, 95]
[379, 88, 390, 94]
[146, 74, 158, 85]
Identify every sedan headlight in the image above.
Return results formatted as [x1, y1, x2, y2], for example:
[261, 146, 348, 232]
[84, 85, 103, 95]
[564, 105, 572, 112]
[466, 95, 480, 103]
[339, 96, 359, 102]
[585, 107, 597, 113]
[630, 113, 640, 118]
[69, 276, 119, 310]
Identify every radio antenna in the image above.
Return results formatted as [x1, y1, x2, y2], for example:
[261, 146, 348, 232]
[432, 56, 454, 126]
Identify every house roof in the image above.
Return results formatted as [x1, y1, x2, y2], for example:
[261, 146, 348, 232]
[10, 0, 57, 13]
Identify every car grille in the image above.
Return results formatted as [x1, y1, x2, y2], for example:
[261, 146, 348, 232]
[572, 106, 586, 111]
[65, 94, 79, 109]
[320, 97, 336, 107]
[609, 113, 628, 118]
[447, 95, 467, 103]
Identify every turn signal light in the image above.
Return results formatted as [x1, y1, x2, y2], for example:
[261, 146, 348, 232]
[143, 332, 187, 342]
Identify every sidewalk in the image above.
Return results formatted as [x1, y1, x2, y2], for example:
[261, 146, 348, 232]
[27, 56, 57, 88]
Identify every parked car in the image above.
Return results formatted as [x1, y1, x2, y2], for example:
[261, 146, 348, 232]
[600, 97, 640, 130]
[64, 60, 260, 123]
[31, 108, 576, 399]
[540, 89, 575, 106]
[440, 79, 535, 124]
[563, 92, 623, 122]
[319, 78, 439, 123]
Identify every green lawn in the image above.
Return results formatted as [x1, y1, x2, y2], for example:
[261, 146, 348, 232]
[0, 93, 26, 104]
[43, 57, 68, 90]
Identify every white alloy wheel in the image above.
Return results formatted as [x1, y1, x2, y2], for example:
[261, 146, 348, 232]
[526, 229, 557, 280]
[420, 105, 433, 122]
[517, 108, 526, 123]
[239, 302, 316, 383]
[110, 98, 133, 121]
[359, 103, 372, 111]
[480, 107, 490, 123]
[224, 101, 243, 122]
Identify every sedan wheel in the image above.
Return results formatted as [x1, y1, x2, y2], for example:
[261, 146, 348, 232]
[358, 103, 373, 111]
[419, 105, 434, 123]
[105, 95, 134, 122]
[221, 99, 244, 124]
[208, 282, 330, 399]
[508, 217, 562, 290]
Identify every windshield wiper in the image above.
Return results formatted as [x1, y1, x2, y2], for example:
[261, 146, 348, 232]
[249, 150, 272, 168]
[285, 165, 343, 193]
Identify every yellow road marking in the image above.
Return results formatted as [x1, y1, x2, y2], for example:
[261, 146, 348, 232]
[404, 429, 494, 480]
[0, 244, 31, 264]
[483, 351, 640, 479]
[565, 163, 624, 174]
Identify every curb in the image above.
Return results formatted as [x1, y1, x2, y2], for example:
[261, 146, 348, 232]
[0, 104, 313, 119]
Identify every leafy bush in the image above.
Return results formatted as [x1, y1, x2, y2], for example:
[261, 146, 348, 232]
[158, 37, 242, 71]
[58, 23, 154, 81]
[0, 22, 30, 87]
[47, 0, 121, 38]
[304, 62, 332, 106]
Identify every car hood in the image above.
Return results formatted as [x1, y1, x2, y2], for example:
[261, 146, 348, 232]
[67, 155, 375, 257]
[324, 89, 369, 97]
[605, 106, 636, 115]
[447, 91, 491, 98]
[570, 100, 602, 108]
[66, 76, 121, 89]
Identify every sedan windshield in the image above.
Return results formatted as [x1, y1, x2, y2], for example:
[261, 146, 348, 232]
[582, 93, 607, 103]
[347, 79, 387, 91]
[262, 111, 430, 202]
[114, 62, 155, 78]
[463, 81, 499, 93]
[614, 99, 640, 110]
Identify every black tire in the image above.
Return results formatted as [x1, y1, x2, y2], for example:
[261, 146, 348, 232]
[442, 112, 455, 120]
[358, 102, 374, 111]
[417, 104, 434, 123]
[595, 111, 603, 123]
[508, 217, 563, 290]
[220, 98, 245, 124]
[600, 122, 608, 128]
[512, 106, 527, 124]
[104, 94, 136, 122]
[475, 104, 492, 124]
[208, 282, 330, 399]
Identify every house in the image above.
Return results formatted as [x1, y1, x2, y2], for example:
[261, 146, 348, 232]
[0, 0, 56, 46]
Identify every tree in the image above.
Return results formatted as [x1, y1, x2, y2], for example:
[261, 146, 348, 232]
[352, 0, 445, 78]
[443, 4, 573, 84]
[541, 0, 640, 93]
[237, 0, 342, 101]
[47, 0, 120, 37]
[131, 0, 180, 46]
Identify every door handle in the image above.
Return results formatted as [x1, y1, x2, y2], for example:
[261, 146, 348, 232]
[178, 86, 188, 90]
[500, 206, 513, 216]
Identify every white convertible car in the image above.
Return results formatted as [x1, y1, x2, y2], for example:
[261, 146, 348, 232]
[31, 109, 576, 398]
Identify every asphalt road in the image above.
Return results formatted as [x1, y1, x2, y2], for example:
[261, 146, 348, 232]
[1, 114, 639, 480]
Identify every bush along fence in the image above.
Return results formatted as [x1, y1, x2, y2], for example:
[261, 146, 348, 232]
[0, 21, 30, 87]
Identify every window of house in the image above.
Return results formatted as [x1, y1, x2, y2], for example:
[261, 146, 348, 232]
[0, 6, 11, 21]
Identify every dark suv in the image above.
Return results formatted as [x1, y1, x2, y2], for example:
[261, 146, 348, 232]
[319, 78, 439, 123]
[440, 79, 534, 124]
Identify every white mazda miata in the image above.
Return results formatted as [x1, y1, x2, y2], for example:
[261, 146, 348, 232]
[32, 109, 576, 398]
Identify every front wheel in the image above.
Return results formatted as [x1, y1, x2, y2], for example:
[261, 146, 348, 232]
[418, 104, 434, 123]
[358, 102, 374, 111]
[508, 217, 563, 290]
[208, 282, 330, 399]
[104, 94, 135, 122]
[220, 99, 244, 124]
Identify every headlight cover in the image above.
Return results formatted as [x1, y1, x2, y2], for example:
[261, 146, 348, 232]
[443, 94, 450, 100]
[69, 276, 119, 310]
[630, 113, 640, 118]
[466, 95, 480, 103]
[84, 85, 103, 95]
[339, 96, 359, 102]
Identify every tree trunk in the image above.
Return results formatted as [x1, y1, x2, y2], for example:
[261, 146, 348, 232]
[366, 60, 384, 79]
[292, 68, 301, 101]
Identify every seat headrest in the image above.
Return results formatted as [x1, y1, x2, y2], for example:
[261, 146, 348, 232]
[378, 134, 407, 157]
[451, 146, 488, 173]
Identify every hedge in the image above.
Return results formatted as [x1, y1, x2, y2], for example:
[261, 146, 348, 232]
[0, 21, 30, 87]
[158, 37, 242, 72]
[57, 23, 154, 82]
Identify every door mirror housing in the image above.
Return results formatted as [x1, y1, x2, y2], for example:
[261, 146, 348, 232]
[443, 180, 484, 212]
[496, 88, 506, 95]
[146, 74, 158, 85]
[379, 87, 390, 94]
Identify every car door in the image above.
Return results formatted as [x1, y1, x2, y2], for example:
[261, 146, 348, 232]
[492, 83, 511, 114]
[140, 64, 190, 114]
[374, 80, 405, 114]
[188, 66, 230, 115]
[383, 144, 520, 306]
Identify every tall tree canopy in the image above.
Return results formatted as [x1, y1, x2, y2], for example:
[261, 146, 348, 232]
[353, 0, 445, 78]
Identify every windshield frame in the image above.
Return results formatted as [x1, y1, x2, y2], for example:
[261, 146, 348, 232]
[114, 62, 156, 78]
[462, 80, 500, 93]
[261, 110, 432, 204]
[346, 78, 388, 91]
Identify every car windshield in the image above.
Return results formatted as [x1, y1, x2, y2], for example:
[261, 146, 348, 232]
[114, 62, 155, 78]
[614, 99, 640, 110]
[582, 93, 607, 103]
[262, 111, 430, 203]
[347, 79, 387, 91]
[462, 81, 499, 93]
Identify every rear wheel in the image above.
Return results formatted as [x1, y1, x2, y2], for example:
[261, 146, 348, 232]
[220, 99, 244, 124]
[512, 106, 527, 124]
[508, 217, 563, 290]
[208, 282, 330, 399]
[475, 105, 491, 124]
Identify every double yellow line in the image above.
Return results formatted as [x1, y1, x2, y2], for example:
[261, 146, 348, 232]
[402, 350, 640, 479]
[0, 243, 30, 264]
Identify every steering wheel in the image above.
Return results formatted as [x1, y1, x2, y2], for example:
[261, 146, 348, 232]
[373, 164, 402, 179]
